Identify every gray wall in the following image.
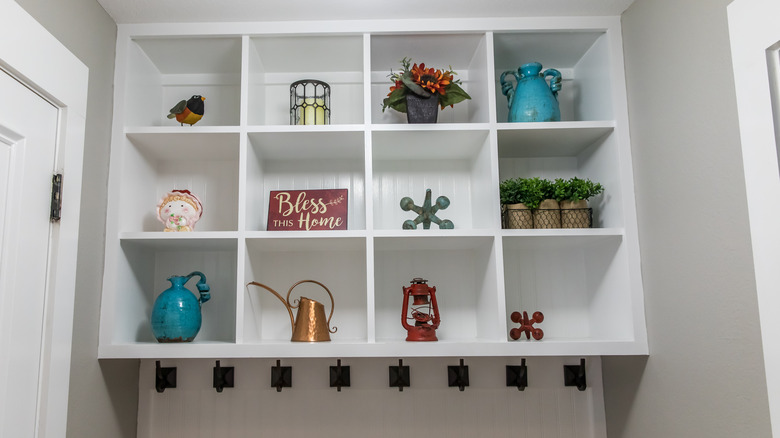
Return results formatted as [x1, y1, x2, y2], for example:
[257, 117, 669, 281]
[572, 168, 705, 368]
[602, 0, 773, 435]
[12, 0, 776, 436]
[11, 1, 138, 437]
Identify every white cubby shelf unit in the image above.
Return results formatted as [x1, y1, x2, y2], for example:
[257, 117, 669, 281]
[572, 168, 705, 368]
[99, 18, 647, 359]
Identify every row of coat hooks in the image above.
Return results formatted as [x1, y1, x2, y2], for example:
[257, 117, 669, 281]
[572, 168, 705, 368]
[155, 358, 588, 393]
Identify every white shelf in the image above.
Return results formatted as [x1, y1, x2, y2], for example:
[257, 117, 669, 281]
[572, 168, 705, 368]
[98, 339, 645, 359]
[100, 19, 647, 361]
[370, 33, 491, 125]
[118, 232, 239, 244]
[247, 35, 364, 125]
[500, 227, 623, 238]
[493, 30, 614, 122]
[497, 121, 614, 157]
[124, 36, 243, 127]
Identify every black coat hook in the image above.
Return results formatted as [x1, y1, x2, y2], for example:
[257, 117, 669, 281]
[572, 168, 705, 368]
[563, 358, 587, 391]
[329, 359, 350, 391]
[448, 358, 469, 391]
[389, 359, 410, 391]
[213, 360, 234, 393]
[506, 358, 528, 391]
[155, 361, 177, 393]
[271, 359, 292, 392]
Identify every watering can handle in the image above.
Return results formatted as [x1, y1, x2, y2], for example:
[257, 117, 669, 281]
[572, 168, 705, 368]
[499, 70, 521, 108]
[185, 271, 210, 304]
[543, 68, 562, 96]
[287, 280, 338, 334]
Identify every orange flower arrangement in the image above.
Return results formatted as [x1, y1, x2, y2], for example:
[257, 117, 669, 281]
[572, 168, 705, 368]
[381, 57, 471, 113]
[412, 63, 452, 94]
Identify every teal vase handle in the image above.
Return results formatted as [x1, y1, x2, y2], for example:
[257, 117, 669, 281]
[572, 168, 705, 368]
[499, 70, 521, 109]
[184, 271, 210, 305]
[543, 68, 562, 96]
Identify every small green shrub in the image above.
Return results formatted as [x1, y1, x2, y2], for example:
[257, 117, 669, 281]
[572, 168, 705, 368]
[499, 177, 549, 210]
[554, 177, 604, 202]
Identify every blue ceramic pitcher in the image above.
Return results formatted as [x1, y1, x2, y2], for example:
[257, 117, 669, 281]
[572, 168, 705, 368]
[151, 271, 211, 342]
[500, 62, 562, 122]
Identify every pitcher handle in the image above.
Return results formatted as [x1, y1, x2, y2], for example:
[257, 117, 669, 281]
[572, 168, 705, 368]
[543, 68, 562, 96]
[287, 280, 338, 334]
[499, 70, 521, 108]
[185, 271, 210, 305]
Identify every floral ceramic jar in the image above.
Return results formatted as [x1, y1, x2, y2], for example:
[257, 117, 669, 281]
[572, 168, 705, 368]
[156, 189, 203, 232]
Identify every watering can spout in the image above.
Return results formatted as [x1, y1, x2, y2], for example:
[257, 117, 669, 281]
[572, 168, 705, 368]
[247, 281, 296, 333]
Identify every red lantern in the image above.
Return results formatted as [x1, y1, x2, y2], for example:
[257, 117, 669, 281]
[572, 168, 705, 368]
[401, 278, 440, 341]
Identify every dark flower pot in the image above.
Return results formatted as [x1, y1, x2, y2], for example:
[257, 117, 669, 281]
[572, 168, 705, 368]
[406, 93, 439, 123]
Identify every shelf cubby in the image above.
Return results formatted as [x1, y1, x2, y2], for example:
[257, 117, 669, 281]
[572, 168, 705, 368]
[242, 237, 368, 343]
[119, 132, 240, 232]
[245, 130, 366, 231]
[493, 31, 612, 123]
[373, 235, 503, 343]
[110, 237, 238, 344]
[496, 121, 614, 157]
[502, 234, 633, 343]
[497, 128, 622, 229]
[371, 128, 496, 231]
[370, 33, 491, 124]
[124, 36, 242, 127]
[247, 35, 365, 125]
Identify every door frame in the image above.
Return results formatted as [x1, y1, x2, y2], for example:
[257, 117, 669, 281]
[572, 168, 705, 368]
[729, 0, 780, 434]
[0, 0, 88, 435]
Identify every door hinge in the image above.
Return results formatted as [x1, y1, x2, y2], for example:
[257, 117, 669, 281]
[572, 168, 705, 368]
[50, 173, 62, 222]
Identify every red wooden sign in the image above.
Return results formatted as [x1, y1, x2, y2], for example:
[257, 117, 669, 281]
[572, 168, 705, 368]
[267, 189, 348, 231]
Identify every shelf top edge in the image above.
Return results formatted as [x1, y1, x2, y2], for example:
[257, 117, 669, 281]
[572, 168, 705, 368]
[246, 230, 367, 239]
[373, 229, 495, 238]
[118, 17, 621, 39]
[125, 126, 243, 135]
[119, 230, 371, 240]
[246, 124, 367, 133]
[119, 231, 239, 239]
[98, 338, 646, 359]
[122, 122, 615, 135]
[496, 120, 615, 131]
[500, 228, 624, 237]
[371, 123, 491, 132]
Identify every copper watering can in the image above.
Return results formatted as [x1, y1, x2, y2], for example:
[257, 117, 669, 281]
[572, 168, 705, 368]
[247, 280, 337, 342]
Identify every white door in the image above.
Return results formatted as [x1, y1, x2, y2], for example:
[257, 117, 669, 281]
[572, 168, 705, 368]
[729, 0, 780, 435]
[0, 69, 60, 436]
[0, 1, 88, 436]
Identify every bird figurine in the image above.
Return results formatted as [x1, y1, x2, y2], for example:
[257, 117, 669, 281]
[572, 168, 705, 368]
[167, 95, 205, 126]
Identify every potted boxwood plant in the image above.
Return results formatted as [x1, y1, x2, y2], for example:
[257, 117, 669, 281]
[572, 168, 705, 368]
[556, 177, 604, 228]
[533, 178, 561, 229]
[499, 177, 544, 229]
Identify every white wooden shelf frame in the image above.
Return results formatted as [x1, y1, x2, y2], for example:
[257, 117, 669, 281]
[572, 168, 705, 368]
[99, 17, 646, 360]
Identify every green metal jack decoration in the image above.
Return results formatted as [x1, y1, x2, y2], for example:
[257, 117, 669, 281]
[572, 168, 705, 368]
[400, 189, 454, 230]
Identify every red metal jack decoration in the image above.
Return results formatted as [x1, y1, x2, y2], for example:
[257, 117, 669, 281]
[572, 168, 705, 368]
[509, 311, 544, 340]
[402, 278, 440, 341]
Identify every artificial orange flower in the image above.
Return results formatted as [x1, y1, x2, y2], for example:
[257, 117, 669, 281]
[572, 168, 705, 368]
[387, 80, 403, 96]
[411, 63, 452, 95]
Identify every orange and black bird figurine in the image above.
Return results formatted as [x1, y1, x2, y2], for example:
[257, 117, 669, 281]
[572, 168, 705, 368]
[167, 95, 205, 126]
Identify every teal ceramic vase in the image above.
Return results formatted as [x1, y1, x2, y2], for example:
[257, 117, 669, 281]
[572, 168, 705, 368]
[500, 62, 562, 122]
[151, 271, 211, 342]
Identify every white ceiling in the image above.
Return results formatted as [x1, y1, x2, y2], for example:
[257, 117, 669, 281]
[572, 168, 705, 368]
[97, 0, 636, 24]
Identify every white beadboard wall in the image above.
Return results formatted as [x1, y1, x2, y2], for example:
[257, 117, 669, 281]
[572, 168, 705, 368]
[138, 356, 605, 438]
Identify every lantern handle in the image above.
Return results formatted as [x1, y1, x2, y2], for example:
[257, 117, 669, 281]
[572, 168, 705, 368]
[287, 280, 338, 334]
